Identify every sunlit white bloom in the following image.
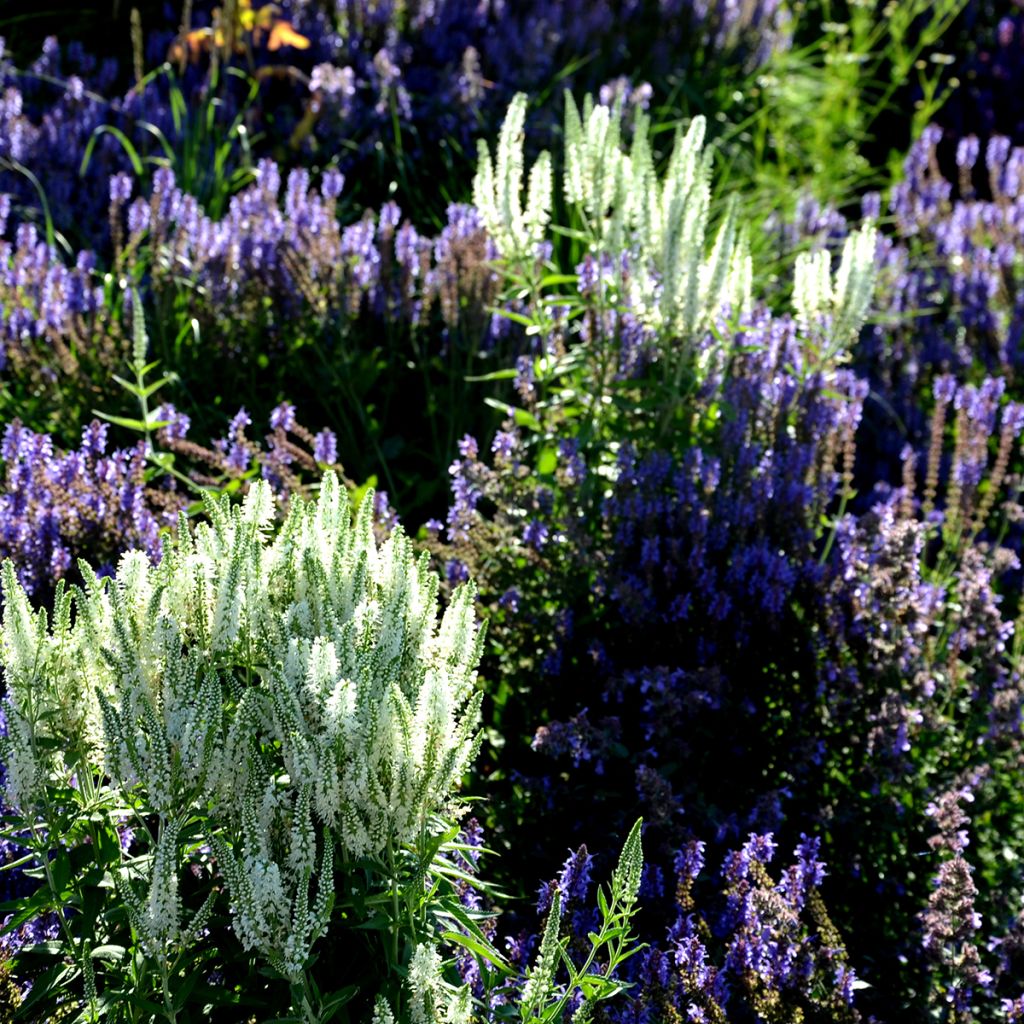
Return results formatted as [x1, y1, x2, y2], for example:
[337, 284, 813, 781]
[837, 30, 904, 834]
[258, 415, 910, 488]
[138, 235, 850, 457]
[0, 472, 482, 979]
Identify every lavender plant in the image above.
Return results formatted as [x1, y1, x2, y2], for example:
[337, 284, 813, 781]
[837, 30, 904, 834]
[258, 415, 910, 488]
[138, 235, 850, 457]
[437, 303, 1024, 1020]
[1, 0, 796, 257]
[105, 162, 512, 512]
[413, 91, 1024, 1021]
[280, 0, 793, 213]
[0, 33, 262, 251]
[0, 387, 354, 609]
[0, 198, 127, 438]
[0, 418, 172, 601]
[775, 123, 1024, 491]
[885, 125, 1024, 384]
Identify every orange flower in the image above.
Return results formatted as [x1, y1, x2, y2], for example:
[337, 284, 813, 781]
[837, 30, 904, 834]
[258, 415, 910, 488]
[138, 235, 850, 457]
[267, 21, 311, 51]
[168, 0, 310, 63]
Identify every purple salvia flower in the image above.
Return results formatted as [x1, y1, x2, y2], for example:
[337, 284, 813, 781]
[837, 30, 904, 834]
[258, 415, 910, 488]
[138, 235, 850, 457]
[675, 840, 706, 882]
[956, 136, 980, 171]
[154, 403, 190, 441]
[556, 845, 593, 904]
[313, 428, 338, 465]
[523, 519, 549, 551]
[270, 402, 297, 432]
[320, 168, 345, 200]
[491, 430, 517, 461]
[109, 172, 133, 206]
[446, 558, 470, 585]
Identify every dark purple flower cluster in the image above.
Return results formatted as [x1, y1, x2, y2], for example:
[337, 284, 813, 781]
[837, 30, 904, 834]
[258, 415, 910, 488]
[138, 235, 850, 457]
[513, 310, 864, 790]
[0, 419, 171, 599]
[430, 305, 886, 1007]
[0, 203, 123, 432]
[455, 822, 860, 1024]
[284, 0, 791, 171]
[603, 330, 862, 639]
[153, 399, 346, 501]
[117, 161, 503, 346]
[430, 210, 1024, 1015]
[0, 36, 125, 243]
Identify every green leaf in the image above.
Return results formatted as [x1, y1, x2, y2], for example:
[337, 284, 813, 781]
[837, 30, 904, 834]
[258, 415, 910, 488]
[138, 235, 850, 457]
[351, 476, 379, 509]
[92, 411, 151, 432]
[441, 930, 513, 976]
[514, 408, 544, 432]
[353, 913, 393, 932]
[464, 369, 518, 382]
[171, 967, 203, 1011]
[139, 376, 175, 400]
[14, 962, 78, 1014]
[483, 397, 543, 432]
[80, 125, 144, 178]
[496, 310, 541, 329]
[146, 451, 177, 472]
[1, 159, 57, 249]
[548, 225, 593, 242]
[110, 374, 145, 397]
[89, 945, 127, 961]
[135, 120, 177, 163]
[49, 850, 71, 899]
[536, 447, 558, 476]
[484, 397, 515, 416]
[319, 986, 359, 1021]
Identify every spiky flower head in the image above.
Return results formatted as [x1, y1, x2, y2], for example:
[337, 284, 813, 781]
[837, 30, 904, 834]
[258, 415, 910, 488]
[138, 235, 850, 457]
[0, 474, 485, 975]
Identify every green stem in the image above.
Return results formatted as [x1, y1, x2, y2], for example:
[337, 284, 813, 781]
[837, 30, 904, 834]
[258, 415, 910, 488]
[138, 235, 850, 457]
[36, 822, 99, 1022]
[387, 836, 401, 967]
[160, 959, 178, 1024]
[818, 479, 852, 567]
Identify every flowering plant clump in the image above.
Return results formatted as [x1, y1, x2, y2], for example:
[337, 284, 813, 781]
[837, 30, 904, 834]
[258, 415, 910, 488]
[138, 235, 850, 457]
[0, 391, 357, 607]
[407, 83, 1024, 1022]
[0, 475, 488, 1020]
[0, 418, 169, 599]
[8, 1, 1024, 1022]
[0, 0, 793, 262]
